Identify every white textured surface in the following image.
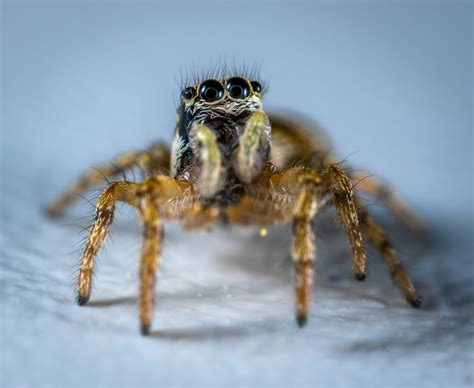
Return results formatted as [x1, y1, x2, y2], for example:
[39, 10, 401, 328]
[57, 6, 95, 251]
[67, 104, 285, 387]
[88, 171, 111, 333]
[1, 2, 473, 387]
[1, 170, 473, 387]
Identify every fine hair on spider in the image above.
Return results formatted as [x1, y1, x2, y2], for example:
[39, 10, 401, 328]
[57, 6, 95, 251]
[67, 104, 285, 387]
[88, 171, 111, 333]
[178, 60, 266, 92]
[48, 64, 423, 335]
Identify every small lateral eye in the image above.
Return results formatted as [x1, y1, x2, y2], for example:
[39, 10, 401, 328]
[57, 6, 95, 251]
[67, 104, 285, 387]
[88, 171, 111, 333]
[226, 77, 250, 99]
[181, 87, 196, 100]
[199, 80, 224, 102]
[251, 81, 262, 94]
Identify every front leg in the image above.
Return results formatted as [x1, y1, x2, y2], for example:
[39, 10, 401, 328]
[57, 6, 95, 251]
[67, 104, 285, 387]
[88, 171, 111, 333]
[76, 181, 141, 304]
[136, 183, 162, 335]
[75, 176, 193, 322]
[291, 174, 321, 326]
[269, 168, 322, 326]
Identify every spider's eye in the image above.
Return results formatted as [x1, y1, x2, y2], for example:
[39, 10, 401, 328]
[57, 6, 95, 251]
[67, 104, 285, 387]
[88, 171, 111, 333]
[226, 77, 250, 99]
[251, 81, 262, 94]
[181, 87, 196, 100]
[199, 80, 224, 102]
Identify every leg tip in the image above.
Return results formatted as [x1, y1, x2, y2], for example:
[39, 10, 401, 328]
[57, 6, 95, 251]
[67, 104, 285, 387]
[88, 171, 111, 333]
[355, 272, 367, 282]
[45, 205, 62, 218]
[296, 314, 307, 328]
[140, 324, 151, 336]
[410, 297, 422, 308]
[76, 295, 89, 306]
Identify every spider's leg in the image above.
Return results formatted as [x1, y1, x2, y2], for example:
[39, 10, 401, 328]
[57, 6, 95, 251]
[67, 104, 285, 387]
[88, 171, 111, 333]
[227, 166, 325, 326]
[134, 176, 196, 334]
[291, 174, 320, 326]
[356, 202, 422, 307]
[47, 143, 170, 217]
[265, 167, 322, 327]
[351, 171, 423, 232]
[136, 183, 162, 335]
[76, 176, 193, 309]
[76, 181, 140, 304]
[328, 164, 367, 281]
[142, 142, 171, 177]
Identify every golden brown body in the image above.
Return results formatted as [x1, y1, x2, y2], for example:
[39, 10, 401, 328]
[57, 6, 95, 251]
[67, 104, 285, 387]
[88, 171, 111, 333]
[49, 90, 422, 335]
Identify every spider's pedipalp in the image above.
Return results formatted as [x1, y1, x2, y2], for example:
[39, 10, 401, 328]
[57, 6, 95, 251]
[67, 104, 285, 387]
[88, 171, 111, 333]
[189, 122, 222, 199]
[234, 111, 271, 184]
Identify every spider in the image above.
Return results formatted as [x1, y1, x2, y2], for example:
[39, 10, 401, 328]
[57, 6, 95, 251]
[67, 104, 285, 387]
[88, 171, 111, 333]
[48, 71, 422, 335]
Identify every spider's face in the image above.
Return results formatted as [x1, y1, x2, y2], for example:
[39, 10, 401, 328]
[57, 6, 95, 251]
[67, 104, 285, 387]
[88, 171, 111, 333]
[180, 77, 263, 123]
[171, 77, 268, 202]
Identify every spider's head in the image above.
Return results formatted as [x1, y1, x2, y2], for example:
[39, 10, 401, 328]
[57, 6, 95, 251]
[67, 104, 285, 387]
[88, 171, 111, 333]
[171, 77, 269, 203]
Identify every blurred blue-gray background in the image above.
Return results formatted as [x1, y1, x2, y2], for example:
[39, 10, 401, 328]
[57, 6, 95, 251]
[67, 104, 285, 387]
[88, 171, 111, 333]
[1, 2, 472, 387]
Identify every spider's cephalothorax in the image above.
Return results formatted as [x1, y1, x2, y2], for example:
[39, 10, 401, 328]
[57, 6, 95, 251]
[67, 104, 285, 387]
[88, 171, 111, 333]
[48, 71, 423, 335]
[171, 77, 269, 206]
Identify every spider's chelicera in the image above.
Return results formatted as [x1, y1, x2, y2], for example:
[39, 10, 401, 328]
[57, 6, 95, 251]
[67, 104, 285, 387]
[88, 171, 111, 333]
[48, 72, 422, 335]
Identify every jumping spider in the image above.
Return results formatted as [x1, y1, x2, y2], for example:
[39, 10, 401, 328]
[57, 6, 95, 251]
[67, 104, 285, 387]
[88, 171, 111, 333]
[48, 72, 422, 335]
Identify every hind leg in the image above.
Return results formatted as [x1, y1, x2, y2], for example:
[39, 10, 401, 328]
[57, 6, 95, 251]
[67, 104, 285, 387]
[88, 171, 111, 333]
[47, 143, 170, 217]
[351, 171, 423, 231]
[356, 201, 421, 307]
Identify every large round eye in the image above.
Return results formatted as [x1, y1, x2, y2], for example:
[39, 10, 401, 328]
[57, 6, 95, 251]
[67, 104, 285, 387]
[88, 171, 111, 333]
[181, 86, 196, 100]
[199, 80, 224, 102]
[226, 77, 251, 99]
[251, 81, 262, 94]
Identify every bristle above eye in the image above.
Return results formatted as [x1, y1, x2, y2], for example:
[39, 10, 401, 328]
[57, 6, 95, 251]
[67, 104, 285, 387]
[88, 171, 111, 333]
[178, 60, 266, 92]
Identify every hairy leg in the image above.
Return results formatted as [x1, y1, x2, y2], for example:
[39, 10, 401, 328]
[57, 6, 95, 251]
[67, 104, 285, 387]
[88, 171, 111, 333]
[143, 142, 171, 177]
[351, 171, 423, 231]
[227, 166, 322, 326]
[76, 176, 193, 307]
[76, 181, 140, 304]
[328, 164, 367, 280]
[136, 184, 163, 335]
[291, 174, 320, 326]
[268, 168, 322, 326]
[356, 202, 421, 307]
[47, 143, 170, 217]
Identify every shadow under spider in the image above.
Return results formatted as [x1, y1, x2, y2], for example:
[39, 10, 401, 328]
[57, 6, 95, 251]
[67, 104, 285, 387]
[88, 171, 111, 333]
[148, 321, 279, 341]
[148, 326, 248, 341]
[86, 298, 279, 341]
[86, 296, 136, 307]
[85, 285, 237, 308]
